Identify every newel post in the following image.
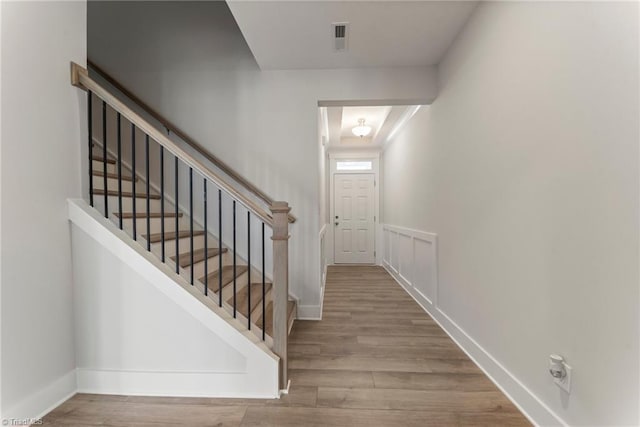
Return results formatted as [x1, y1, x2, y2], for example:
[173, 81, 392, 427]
[270, 201, 291, 390]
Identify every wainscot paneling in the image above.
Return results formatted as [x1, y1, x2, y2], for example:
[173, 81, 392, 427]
[382, 224, 438, 308]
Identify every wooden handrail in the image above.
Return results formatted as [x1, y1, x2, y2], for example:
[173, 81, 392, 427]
[86, 59, 296, 224]
[71, 62, 275, 227]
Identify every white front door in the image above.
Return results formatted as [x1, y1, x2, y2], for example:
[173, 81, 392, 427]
[334, 173, 375, 264]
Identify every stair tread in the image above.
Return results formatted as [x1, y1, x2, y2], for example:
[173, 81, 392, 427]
[94, 188, 161, 199]
[93, 170, 137, 181]
[171, 247, 228, 268]
[200, 265, 248, 290]
[114, 212, 183, 219]
[145, 229, 205, 243]
[232, 282, 273, 320]
[92, 155, 116, 164]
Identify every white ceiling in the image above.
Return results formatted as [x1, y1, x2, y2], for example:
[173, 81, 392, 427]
[226, 1, 478, 70]
[325, 104, 418, 149]
[341, 106, 391, 141]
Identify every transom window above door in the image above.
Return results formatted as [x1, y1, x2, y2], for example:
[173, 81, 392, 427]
[336, 160, 373, 171]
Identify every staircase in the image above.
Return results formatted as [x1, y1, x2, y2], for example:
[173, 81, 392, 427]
[91, 147, 296, 338]
[71, 62, 295, 390]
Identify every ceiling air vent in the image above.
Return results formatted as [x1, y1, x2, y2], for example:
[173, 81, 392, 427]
[332, 22, 349, 51]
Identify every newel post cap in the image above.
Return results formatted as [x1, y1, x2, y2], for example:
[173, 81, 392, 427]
[270, 201, 291, 214]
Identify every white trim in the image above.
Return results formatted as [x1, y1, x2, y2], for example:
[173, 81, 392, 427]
[76, 369, 278, 399]
[320, 267, 326, 318]
[1, 370, 76, 421]
[296, 305, 322, 320]
[383, 105, 421, 149]
[311, 224, 328, 321]
[319, 223, 328, 235]
[320, 107, 329, 144]
[68, 199, 279, 398]
[318, 99, 433, 107]
[319, 223, 328, 286]
[381, 222, 566, 427]
[327, 148, 381, 157]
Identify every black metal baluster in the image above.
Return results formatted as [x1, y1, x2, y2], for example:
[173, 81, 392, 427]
[247, 211, 251, 330]
[88, 91, 93, 207]
[131, 124, 136, 240]
[160, 147, 165, 262]
[145, 135, 150, 251]
[102, 101, 108, 218]
[204, 179, 208, 296]
[262, 222, 266, 341]
[218, 189, 223, 307]
[189, 168, 194, 285]
[233, 200, 237, 318]
[117, 113, 123, 229]
[175, 156, 179, 273]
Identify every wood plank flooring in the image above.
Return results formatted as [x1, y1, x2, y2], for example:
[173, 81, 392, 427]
[42, 265, 530, 426]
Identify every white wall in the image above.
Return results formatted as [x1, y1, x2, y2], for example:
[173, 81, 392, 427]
[0, 2, 4, 417]
[69, 200, 279, 398]
[382, 2, 639, 426]
[87, 1, 437, 312]
[1, 0, 86, 420]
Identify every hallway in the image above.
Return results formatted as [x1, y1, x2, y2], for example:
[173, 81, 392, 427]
[43, 266, 529, 426]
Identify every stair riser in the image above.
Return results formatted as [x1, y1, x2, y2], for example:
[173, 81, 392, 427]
[183, 267, 247, 292]
[221, 271, 249, 303]
[153, 234, 206, 258]
[124, 216, 187, 234]
[186, 251, 231, 281]
[92, 160, 116, 174]
[93, 176, 135, 193]
[249, 287, 273, 321]
[96, 195, 163, 214]
[192, 270, 249, 306]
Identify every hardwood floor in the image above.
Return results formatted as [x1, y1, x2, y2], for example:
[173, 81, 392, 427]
[42, 265, 530, 426]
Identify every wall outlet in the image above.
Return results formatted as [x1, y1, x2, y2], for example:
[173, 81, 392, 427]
[554, 362, 572, 394]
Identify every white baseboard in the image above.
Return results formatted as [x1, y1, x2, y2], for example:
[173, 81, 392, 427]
[383, 263, 566, 427]
[296, 304, 322, 320]
[2, 370, 77, 421]
[76, 368, 278, 399]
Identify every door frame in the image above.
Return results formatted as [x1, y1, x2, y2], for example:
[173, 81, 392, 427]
[328, 150, 381, 265]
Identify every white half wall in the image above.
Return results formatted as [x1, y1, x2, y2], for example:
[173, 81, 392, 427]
[1, 1, 86, 420]
[87, 1, 437, 312]
[382, 2, 639, 426]
[69, 199, 279, 398]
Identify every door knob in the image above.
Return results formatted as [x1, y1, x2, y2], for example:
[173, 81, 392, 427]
[335, 222, 339, 226]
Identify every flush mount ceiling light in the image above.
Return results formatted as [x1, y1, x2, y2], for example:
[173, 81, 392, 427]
[352, 118, 372, 138]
